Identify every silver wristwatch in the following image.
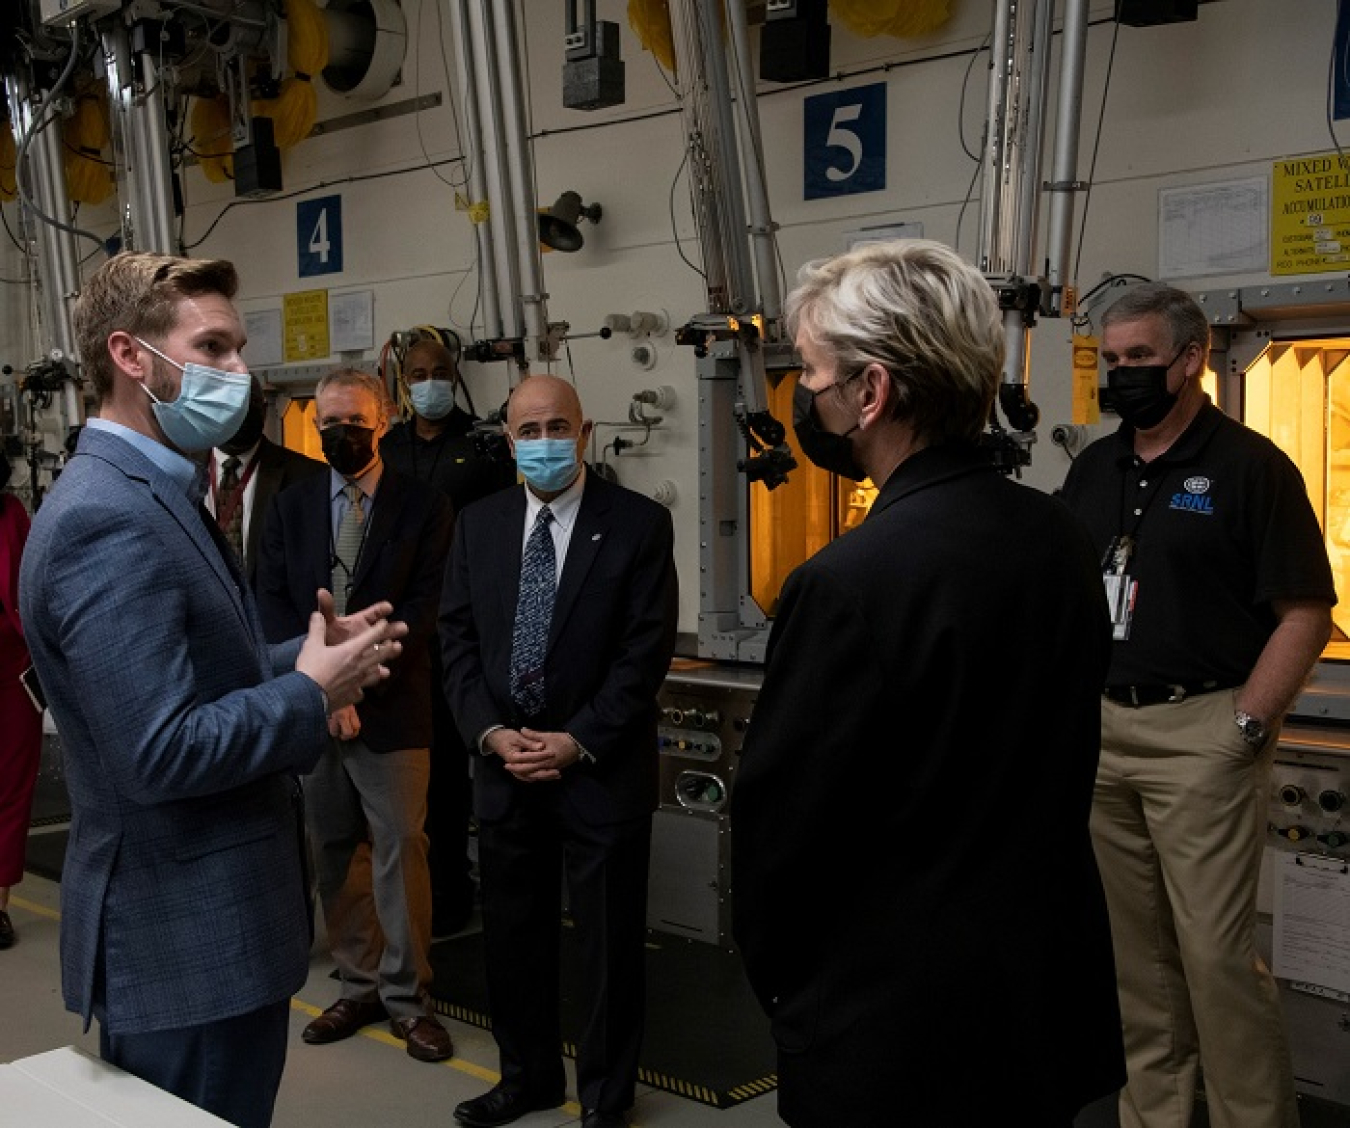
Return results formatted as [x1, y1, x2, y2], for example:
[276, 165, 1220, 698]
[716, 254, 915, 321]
[1234, 710, 1268, 747]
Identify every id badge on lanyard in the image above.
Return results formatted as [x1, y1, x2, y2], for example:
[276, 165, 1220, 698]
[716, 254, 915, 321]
[1102, 534, 1136, 641]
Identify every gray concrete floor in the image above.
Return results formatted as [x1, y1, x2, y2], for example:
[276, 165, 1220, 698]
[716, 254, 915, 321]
[1, 833, 783, 1128]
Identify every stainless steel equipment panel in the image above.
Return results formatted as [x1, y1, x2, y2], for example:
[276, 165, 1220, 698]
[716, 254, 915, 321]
[1259, 724, 1350, 1103]
[646, 664, 760, 947]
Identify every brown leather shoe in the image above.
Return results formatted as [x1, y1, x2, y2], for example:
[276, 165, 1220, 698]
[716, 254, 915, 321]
[302, 998, 387, 1044]
[391, 1014, 454, 1062]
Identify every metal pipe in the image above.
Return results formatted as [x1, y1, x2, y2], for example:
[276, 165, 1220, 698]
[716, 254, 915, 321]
[445, 0, 502, 338]
[1013, 0, 1054, 275]
[1045, 0, 1090, 315]
[4, 69, 80, 364]
[666, 0, 723, 309]
[725, 0, 781, 326]
[101, 21, 177, 254]
[976, 0, 1013, 275]
[129, 45, 177, 253]
[489, 0, 550, 360]
[693, 0, 755, 315]
[464, 0, 521, 340]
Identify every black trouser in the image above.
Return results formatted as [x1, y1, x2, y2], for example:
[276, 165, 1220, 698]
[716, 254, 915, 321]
[480, 795, 652, 1116]
[426, 654, 474, 921]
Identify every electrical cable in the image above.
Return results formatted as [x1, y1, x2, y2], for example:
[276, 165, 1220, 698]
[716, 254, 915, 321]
[1070, 271, 1152, 331]
[61, 138, 113, 167]
[14, 24, 105, 250]
[649, 49, 680, 100]
[1073, 17, 1121, 284]
[668, 144, 705, 281]
[413, 0, 468, 191]
[953, 150, 983, 256]
[0, 202, 29, 256]
[183, 156, 465, 249]
[957, 29, 993, 163]
[1077, 271, 1151, 305]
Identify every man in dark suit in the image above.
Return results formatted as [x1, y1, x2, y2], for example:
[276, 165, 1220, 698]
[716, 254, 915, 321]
[208, 376, 325, 586]
[256, 368, 456, 1064]
[381, 336, 516, 937]
[441, 374, 678, 1128]
[729, 239, 1126, 1127]
[18, 252, 405, 1128]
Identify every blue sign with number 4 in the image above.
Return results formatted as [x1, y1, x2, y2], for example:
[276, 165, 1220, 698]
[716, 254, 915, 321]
[298, 195, 343, 277]
[804, 84, 886, 201]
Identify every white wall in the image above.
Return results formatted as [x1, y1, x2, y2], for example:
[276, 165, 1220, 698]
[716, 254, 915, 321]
[1, 0, 1340, 634]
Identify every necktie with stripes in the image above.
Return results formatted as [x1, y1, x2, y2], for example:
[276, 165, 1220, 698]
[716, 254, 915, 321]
[331, 483, 364, 615]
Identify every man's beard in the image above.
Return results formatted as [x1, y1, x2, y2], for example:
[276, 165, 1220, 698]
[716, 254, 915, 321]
[147, 354, 179, 406]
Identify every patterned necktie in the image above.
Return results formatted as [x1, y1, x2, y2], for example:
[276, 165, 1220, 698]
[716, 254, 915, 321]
[331, 483, 365, 615]
[218, 455, 245, 561]
[510, 505, 556, 717]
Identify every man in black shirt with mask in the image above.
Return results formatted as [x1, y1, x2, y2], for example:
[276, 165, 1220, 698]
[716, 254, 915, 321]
[382, 337, 516, 937]
[1059, 282, 1336, 1128]
[256, 368, 456, 1063]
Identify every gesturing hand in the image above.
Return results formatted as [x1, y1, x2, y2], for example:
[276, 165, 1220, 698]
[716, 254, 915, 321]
[296, 605, 408, 712]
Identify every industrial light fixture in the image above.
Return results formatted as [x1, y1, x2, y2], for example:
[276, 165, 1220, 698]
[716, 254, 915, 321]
[538, 191, 603, 253]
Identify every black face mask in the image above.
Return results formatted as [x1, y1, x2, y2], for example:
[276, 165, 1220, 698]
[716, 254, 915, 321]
[792, 378, 865, 482]
[1107, 348, 1186, 431]
[220, 392, 265, 455]
[320, 424, 377, 478]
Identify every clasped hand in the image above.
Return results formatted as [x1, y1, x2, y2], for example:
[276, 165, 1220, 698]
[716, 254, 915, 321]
[295, 588, 409, 713]
[486, 727, 582, 782]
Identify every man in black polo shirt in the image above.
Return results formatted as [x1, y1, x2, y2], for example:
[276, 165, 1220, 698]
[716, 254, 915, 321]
[1059, 282, 1335, 1128]
[382, 336, 517, 936]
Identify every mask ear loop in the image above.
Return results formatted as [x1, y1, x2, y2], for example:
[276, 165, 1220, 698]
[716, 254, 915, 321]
[132, 336, 185, 405]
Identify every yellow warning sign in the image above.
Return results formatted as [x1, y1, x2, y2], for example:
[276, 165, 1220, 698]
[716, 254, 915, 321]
[1072, 334, 1101, 425]
[283, 289, 330, 362]
[1272, 152, 1350, 275]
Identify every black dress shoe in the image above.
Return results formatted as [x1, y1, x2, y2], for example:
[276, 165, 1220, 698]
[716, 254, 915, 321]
[0, 909, 14, 949]
[453, 1083, 565, 1127]
[582, 1112, 628, 1128]
[301, 997, 387, 1044]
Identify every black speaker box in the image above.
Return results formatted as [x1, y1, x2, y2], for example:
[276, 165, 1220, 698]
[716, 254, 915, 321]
[760, 16, 831, 82]
[1116, 0, 1199, 25]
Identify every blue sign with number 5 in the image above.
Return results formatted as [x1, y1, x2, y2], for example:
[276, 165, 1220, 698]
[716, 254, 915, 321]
[804, 84, 886, 200]
[297, 195, 343, 277]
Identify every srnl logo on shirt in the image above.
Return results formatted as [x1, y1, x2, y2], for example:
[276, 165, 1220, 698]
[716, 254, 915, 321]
[1169, 475, 1214, 515]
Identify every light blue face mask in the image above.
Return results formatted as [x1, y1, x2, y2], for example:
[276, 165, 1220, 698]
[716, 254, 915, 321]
[134, 337, 252, 453]
[409, 378, 456, 421]
[514, 437, 580, 493]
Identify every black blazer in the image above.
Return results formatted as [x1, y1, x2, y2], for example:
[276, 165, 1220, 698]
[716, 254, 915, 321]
[730, 443, 1125, 1123]
[241, 437, 325, 586]
[256, 463, 454, 752]
[440, 471, 678, 826]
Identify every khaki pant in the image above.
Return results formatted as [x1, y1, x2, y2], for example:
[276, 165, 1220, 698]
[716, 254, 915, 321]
[1094, 690, 1298, 1128]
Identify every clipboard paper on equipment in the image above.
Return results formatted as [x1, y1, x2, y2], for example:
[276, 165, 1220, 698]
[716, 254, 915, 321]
[1273, 851, 1350, 999]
